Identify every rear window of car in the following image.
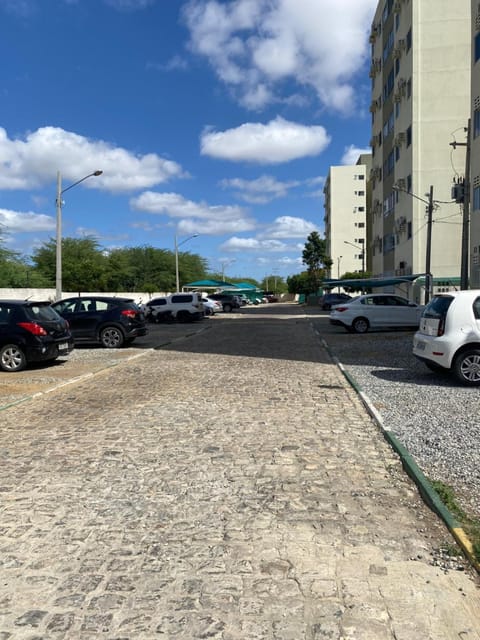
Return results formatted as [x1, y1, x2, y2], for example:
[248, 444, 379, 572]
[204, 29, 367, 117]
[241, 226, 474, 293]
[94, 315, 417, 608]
[26, 303, 63, 322]
[422, 295, 454, 319]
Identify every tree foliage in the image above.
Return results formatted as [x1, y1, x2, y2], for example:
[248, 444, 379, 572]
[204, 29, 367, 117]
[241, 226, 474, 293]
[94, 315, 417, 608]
[301, 232, 332, 294]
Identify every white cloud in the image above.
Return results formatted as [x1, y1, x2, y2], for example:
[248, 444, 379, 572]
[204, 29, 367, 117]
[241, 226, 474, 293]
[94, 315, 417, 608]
[341, 144, 371, 166]
[0, 126, 185, 193]
[0, 208, 55, 233]
[259, 215, 318, 239]
[184, 0, 377, 113]
[201, 117, 330, 164]
[130, 191, 256, 235]
[220, 174, 300, 203]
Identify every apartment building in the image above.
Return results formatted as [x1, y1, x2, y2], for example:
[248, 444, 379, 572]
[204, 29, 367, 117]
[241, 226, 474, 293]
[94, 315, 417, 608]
[471, 0, 480, 287]
[369, 0, 470, 302]
[323, 155, 372, 283]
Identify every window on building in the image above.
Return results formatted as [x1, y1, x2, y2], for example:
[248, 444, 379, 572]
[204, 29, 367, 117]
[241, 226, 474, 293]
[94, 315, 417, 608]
[474, 185, 480, 212]
[395, 101, 400, 119]
[395, 11, 400, 32]
[395, 145, 400, 162]
[474, 108, 480, 139]
[383, 28, 394, 62]
[358, 206, 365, 212]
[407, 78, 412, 98]
[395, 58, 400, 77]
[357, 222, 365, 228]
[407, 174, 412, 192]
[475, 33, 480, 63]
[355, 190, 365, 196]
[407, 221, 412, 239]
[406, 125, 412, 147]
[406, 28, 412, 52]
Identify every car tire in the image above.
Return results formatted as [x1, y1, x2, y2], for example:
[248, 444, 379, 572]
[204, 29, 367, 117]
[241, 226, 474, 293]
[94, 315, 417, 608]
[100, 326, 125, 348]
[0, 343, 27, 372]
[223, 303, 232, 313]
[177, 310, 192, 323]
[351, 317, 369, 334]
[452, 349, 480, 386]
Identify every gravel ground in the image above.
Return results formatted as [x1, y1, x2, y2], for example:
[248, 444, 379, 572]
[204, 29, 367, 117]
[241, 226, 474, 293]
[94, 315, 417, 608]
[309, 314, 480, 521]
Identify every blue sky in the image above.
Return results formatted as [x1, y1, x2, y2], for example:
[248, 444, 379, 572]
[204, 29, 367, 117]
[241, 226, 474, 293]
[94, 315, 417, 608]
[0, 0, 376, 283]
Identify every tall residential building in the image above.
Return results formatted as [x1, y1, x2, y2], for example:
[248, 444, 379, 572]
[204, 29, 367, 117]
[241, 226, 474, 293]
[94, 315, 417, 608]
[323, 155, 372, 283]
[471, 0, 480, 287]
[369, 0, 471, 302]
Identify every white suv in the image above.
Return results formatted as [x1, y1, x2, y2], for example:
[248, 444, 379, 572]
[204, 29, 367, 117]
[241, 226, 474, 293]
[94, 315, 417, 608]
[413, 290, 480, 385]
[145, 293, 204, 323]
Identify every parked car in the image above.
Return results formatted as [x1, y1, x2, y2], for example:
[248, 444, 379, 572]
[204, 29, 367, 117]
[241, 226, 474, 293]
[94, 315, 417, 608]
[0, 299, 74, 372]
[202, 297, 222, 316]
[413, 290, 480, 385]
[145, 293, 205, 323]
[320, 292, 352, 310]
[208, 293, 241, 313]
[51, 296, 147, 348]
[330, 293, 424, 333]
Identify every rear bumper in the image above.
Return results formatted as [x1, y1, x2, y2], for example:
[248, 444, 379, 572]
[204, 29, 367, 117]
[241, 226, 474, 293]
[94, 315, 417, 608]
[26, 337, 75, 362]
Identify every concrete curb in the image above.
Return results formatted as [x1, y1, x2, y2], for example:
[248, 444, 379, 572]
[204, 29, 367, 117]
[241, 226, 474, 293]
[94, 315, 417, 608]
[318, 333, 480, 575]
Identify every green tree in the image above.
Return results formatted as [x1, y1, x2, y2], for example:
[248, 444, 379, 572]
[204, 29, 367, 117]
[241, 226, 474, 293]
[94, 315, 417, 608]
[287, 272, 311, 295]
[338, 271, 372, 294]
[260, 274, 287, 294]
[31, 236, 107, 292]
[302, 232, 332, 294]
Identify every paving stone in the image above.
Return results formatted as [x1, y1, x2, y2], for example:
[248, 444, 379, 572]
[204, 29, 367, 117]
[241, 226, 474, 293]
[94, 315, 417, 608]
[0, 305, 479, 638]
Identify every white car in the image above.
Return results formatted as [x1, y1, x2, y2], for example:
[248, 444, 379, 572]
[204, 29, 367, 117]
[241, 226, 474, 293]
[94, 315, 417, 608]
[413, 290, 480, 385]
[202, 297, 222, 316]
[145, 293, 204, 323]
[330, 293, 424, 333]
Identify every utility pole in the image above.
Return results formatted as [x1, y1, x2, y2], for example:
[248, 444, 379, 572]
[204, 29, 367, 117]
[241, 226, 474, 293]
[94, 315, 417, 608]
[425, 185, 434, 304]
[450, 119, 471, 290]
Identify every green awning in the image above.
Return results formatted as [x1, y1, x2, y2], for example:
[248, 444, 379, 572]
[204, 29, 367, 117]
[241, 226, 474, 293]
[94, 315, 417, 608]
[184, 279, 235, 288]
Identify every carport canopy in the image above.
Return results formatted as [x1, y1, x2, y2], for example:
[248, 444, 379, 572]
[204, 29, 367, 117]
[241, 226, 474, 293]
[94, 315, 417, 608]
[323, 273, 425, 289]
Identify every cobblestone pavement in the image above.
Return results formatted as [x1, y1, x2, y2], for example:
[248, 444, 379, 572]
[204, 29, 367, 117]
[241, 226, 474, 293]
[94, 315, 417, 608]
[0, 304, 479, 639]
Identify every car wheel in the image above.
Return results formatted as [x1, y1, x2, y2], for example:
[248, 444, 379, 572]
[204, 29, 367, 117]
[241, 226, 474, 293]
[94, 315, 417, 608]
[452, 349, 480, 386]
[223, 303, 232, 313]
[352, 317, 369, 334]
[100, 326, 125, 348]
[177, 310, 192, 323]
[0, 343, 27, 372]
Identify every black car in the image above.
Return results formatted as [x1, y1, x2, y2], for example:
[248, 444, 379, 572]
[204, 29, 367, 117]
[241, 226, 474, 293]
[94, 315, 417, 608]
[321, 293, 353, 310]
[208, 293, 241, 312]
[51, 296, 147, 348]
[0, 299, 74, 372]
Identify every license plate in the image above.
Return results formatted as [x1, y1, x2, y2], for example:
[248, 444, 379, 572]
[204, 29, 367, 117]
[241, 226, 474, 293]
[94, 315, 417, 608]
[58, 342, 69, 351]
[415, 340, 426, 351]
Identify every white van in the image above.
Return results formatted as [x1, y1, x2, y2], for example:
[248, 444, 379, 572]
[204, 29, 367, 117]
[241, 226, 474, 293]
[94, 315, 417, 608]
[145, 293, 204, 323]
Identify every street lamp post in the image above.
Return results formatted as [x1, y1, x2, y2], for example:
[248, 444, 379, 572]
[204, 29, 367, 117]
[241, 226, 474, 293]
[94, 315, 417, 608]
[175, 233, 199, 292]
[55, 170, 103, 301]
[337, 255, 342, 292]
[392, 184, 435, 303]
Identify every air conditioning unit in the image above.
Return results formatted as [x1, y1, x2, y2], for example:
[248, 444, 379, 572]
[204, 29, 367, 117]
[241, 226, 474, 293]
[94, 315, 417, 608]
[396, 178, 406, 190]
[394, 92, 402, 103]
[393, 47, 402, 60]
[393, 0, 402, 12]
[397, 38, 406, 50]
[395, 132, 406, 146]
[397, 78, 407, 94]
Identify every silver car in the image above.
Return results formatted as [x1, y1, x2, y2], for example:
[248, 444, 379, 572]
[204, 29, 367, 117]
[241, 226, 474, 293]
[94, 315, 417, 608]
[330, 293, 424, 333]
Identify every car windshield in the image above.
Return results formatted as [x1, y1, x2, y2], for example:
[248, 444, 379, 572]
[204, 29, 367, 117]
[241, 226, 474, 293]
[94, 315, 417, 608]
[422, 295, 453, 319]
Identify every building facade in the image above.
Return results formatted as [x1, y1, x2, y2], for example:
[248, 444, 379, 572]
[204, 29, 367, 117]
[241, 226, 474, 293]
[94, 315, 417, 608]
[369, 0, 471, 301]
[471, 0, 480, 288]
[323, 155, 372, 283]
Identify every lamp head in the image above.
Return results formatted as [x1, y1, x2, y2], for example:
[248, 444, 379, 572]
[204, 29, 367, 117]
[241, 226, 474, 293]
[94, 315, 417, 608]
[93, 170, 103, 176]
